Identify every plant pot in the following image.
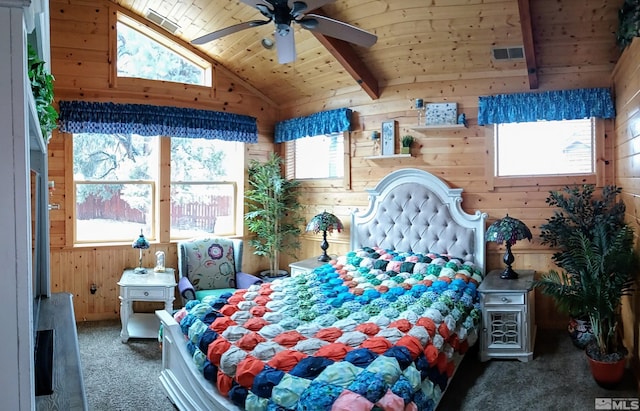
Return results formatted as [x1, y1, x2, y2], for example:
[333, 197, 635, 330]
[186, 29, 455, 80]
[586, 350, 627, 388]
[567, 315, 595, 349]
[260, 269, 288, 278]
[400, 147, 410, 154]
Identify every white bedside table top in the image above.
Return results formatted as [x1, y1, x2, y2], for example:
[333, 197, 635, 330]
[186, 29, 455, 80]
[289, 257, 327, 270]
[479, 269, 535, 293]
[118, 268, 176, 287]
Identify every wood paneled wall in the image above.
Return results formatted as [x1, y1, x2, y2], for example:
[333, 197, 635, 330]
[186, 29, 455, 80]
[49, 0, 619, 332]
[283, 70, 616, 331]
[48, 0, 278, 321]
[612, 37, 640, 381]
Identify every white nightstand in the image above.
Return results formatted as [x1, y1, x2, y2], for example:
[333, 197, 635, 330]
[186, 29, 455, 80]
[118, 268, 176, 343]
[288, 257, 327, 277]
[478, 269, 536, 362]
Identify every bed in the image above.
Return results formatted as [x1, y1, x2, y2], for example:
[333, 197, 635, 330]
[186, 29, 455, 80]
[156, 167, 488, 411]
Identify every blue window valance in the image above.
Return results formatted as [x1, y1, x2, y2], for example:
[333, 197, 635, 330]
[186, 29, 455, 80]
[477, 88, 615, 125]
[274, 108, 352, 143]
[58, 101, 258, 143]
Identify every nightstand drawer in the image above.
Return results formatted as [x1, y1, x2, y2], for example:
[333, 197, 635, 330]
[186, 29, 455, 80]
[125, 287, 168, 300]
[483, 293, 525, 305]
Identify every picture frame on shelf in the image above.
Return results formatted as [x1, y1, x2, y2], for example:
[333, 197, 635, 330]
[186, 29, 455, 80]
[381, 120, 396, 156]
[425, 102, 457, 125]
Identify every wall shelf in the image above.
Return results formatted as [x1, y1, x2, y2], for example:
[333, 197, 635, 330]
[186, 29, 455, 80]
[411, 124, 466, 131]
[364, 153, 411, 160]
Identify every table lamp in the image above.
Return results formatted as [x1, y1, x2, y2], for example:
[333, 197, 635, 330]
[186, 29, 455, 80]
[132, 229, 150, 274]
[485, 214, 532, 279]
[306, 211, 343, 262]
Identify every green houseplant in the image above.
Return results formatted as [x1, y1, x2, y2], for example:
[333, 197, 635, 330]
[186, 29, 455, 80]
[27, 44, 57, 142]
[534, 222, 636, 386]
[244, 153, 303, 277]
[401, 135, 414, 154]
[538, 184, 627, 348]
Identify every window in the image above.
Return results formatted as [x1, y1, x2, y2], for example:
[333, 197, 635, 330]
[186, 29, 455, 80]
[73, 133, 159, 243]
[116, 14, 211, 86]
[170, 137, 242, 238]
[287, 133, 344, 179]
[494, 118, 595, 177]
[73, 133, 242, 244]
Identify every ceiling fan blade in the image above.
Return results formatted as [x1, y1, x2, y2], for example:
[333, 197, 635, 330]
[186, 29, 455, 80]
[240, 0, 272, 8]
[290, 0, 334, 15]
[191, 20, 269, 45]
[303, 14, 377, 47]
[276, 29, 296, 64]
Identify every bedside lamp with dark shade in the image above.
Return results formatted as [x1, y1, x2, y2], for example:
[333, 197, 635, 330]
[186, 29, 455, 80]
[485, 214, 532, 279]
[306, 211, 343, 262]
[132, 229, 150, 274]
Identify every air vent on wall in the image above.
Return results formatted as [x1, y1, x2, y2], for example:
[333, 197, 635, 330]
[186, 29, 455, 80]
[145, 9, 180, 34]
[492, 46, 525, 61]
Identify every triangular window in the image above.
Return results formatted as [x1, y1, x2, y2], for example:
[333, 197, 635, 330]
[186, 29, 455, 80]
[116, 14, 211, 86]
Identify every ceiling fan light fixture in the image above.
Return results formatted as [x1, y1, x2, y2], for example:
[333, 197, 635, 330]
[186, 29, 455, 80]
[261, 37, 275, 49]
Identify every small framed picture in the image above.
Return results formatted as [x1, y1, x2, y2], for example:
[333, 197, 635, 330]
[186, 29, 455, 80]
[381, 120, 396, 156]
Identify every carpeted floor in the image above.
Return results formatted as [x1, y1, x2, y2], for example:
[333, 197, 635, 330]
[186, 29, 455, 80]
[77, 320, 638, 411]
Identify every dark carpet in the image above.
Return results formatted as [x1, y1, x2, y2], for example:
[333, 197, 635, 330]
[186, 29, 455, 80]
[77, 320, 638, 410]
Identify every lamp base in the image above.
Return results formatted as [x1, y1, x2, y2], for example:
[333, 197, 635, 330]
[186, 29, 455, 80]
[500, 266, 518, 279]
[134, 266, 147, 274]
[317, 254, 331, 262]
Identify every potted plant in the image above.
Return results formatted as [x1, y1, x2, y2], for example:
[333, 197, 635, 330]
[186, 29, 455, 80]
[538, 184, 626, 348]
[27, 44, 57, 142]
[401, 135, 414, 154]
[244, 153, 304, 277]
[534, 222, 636, 387]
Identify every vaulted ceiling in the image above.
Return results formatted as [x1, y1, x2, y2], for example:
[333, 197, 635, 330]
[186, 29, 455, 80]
[111, 0, 623, 108]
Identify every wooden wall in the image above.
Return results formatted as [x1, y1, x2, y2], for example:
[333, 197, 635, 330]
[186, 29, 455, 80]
[611, 37, 640, 381]
[283, 74, 617, 332]
[49, 0, 620, 333]
[48, 0, 278, 320]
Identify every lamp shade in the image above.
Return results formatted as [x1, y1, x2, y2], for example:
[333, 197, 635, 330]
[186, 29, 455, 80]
[132, 229, 150, 249]
[306, 211, 343, 234]
[485, 214, 532, 246]
[485, 214, 532, 279]
[132, 229, 150, 274]
[306, 211, 343, 262]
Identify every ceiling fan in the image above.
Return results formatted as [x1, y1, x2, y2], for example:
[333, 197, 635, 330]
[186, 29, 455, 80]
[191, 0, 377, 64]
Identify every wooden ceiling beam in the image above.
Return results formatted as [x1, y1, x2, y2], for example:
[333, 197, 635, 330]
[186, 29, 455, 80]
[310, 9, 379, 100]
[312, 34, 380, 100]
[518, 0, 539, 89]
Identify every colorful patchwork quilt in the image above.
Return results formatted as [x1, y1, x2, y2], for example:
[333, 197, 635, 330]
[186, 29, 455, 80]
[173, 246, 484, 411]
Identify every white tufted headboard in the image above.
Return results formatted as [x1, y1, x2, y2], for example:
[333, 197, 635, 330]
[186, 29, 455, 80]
[350, 168, 487, 274]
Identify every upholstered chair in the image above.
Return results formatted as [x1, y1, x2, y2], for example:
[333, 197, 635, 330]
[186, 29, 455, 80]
[177, 237, 262, 303]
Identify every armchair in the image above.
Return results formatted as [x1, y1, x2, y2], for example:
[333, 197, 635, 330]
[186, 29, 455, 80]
[177, 237, 262, 303]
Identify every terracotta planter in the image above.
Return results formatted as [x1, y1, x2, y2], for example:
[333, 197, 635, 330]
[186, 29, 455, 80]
[586, 353, 626, 388]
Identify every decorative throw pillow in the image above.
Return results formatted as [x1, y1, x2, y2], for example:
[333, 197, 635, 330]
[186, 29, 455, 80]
[185, 238, 237, 291]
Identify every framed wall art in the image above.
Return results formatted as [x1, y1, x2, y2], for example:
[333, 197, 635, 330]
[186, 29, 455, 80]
[381, 120, 396, 156]
[425, 102, 457, 125]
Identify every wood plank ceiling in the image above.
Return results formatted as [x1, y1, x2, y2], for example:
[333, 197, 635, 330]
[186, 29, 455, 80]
[111, 0, 623, 108]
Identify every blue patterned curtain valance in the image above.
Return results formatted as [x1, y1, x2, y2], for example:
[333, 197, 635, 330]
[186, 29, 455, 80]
[58, 101, 258, 143]
[274, 108, 352, 143]
[477, 88, 615, 125]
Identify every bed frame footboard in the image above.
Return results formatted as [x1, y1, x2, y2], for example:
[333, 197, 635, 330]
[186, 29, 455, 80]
[156, 310, 241, 411]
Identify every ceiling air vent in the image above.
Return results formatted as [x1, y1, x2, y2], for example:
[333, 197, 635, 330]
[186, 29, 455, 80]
[145, 9, 180, 34]
[492, 46, 525, 61]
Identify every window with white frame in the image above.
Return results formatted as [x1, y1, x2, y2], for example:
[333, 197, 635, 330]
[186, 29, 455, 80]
[494, 118, 595, 177]
[72, 133, 242, 243]
[287, 133, 344, 179]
